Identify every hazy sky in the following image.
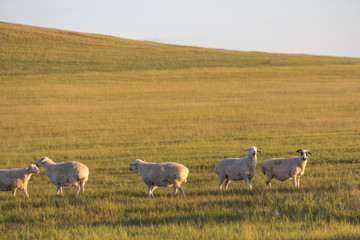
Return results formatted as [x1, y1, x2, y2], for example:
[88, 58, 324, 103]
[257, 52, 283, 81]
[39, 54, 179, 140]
[1, 0, 359, 58]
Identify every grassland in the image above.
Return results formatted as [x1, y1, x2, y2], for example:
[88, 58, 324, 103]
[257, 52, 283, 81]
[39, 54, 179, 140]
[1, 21, 360, 239]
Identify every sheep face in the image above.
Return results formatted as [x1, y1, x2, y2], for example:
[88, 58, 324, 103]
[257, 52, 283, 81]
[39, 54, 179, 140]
[35, 156, 52, 167]
[130, 159, 143, 170]
[26, 164, 40, 174]
[296, 149, 311, 161]
[246, 146, 260, 156]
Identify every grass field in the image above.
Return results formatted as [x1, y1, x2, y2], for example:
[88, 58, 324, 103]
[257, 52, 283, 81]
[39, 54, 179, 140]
[1, 21, 360, 239]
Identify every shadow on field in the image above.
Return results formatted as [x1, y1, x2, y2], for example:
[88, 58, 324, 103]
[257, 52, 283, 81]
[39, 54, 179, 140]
[263, 184, 345, 194]
[117, 183, 340, 199]
[188, 188, 262, 199]
[312, 236, 360, 240]
[91, 211, 248, 228]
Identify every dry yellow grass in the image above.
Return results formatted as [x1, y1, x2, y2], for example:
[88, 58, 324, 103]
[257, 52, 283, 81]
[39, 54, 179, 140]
[1, 21, 360, 239]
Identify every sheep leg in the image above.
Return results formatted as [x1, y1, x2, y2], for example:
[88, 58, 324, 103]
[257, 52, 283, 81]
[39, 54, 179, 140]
[172, 181, 185, 197]
[224, 179, 231, 190]
[218, 175, 225, 190]
[291, 170, 299, 188]
[244, 177, 252, 190]
[147, 186, 152, 198]
[293, 175, 301, 188]
[248, 175, 253, 187]
[175, 185, 186, 198]
[75, 186, 81, 195]
[293, 177, 298, 188]
[147, 185, 157, 198]
[172, 187, 178, 197]
[291, 168, 302, 188]
[150, 185, 157, 197]
[266, 175, 272, 188]
[12, 189, 17, 197]
[22, 188, 29, 198]
[56, 186, 63, 195]
[296, 176, 301, 188]
[245, 173, 254, 190]
[72, 182, 81, 195]
[178, 187, 186, 198]
[80, 181, 86, 193]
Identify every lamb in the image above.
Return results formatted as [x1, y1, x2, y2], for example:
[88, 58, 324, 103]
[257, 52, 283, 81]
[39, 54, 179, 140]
[215, 146, 260, 190]
[0, 164, 40, 198]
[130, 159, 189, 198]
[261, 149, 311, 188]
[36, 156, 89, 196]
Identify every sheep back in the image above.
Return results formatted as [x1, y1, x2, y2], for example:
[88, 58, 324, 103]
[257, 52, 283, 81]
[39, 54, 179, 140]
[0, 170, 16, 191]
[215, 158, 249, 181]
[261, 158, 302, 181]
[0, 168, 29, 191]
[46, 161, 89, 186]
[140, 162, 189, 187]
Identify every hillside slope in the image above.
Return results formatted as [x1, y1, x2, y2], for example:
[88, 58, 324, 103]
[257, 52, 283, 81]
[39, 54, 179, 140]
[1, 21, 360, 239]
[1, 21, 360, 75]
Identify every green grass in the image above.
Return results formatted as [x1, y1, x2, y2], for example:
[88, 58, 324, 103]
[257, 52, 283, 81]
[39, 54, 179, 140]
[1, 21, 360, 239]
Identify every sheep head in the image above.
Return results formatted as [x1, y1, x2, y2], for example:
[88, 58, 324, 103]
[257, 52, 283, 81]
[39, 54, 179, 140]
[36, 156, 53, 167]
[296, 149, 311, 161]
[245, 146, 260, 156]
[130, 159, 144, 170]
[26, 164, 40, 174]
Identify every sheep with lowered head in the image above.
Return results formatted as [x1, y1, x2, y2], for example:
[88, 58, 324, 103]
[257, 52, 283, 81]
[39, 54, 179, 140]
[0, 164, 40, 198]
[130, 159, 189, 198]
[215, 146, 260, 190]
[36, 156, 89, 196]
[261, 149, 311, 188]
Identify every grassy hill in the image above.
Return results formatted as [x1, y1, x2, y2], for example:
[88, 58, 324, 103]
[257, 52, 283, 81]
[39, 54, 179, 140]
[1, 21, 360, 239]
[1, 21, 360, 76]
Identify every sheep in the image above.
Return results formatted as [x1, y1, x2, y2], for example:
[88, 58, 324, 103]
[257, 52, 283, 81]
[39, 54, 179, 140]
[261, 149, 311, 188]
[215, 146, 260, 190]
[129, 159, 189, 198]
[0, 164, 40, 198]
[36, 156, 89, 196]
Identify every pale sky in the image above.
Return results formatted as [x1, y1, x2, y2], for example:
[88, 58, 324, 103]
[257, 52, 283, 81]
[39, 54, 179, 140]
[1, 0, 359, 58]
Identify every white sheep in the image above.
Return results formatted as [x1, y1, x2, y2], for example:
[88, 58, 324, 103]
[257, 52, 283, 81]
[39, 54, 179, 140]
[0, 164, 40, 198]
[130, 159, 189, 198]
[261, 149, 311, 188]
[215, 146, 260, 190]
[36, 156, 89, 195]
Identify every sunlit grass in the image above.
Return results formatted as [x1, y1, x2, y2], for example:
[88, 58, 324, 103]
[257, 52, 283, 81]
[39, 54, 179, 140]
[1, 21, 360, 76]
[1, 21, 360, 239]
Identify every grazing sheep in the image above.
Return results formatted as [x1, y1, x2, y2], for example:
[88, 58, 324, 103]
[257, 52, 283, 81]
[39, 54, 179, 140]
[261, 149, 311, 188]
[215, 146, 260, 190]
[0, 164, 40, 198]
[130, 159, 189, 198]
[36, 156, 89, 196]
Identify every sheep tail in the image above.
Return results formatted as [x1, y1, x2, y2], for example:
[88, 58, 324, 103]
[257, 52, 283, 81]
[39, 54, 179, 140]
[76, 175, 87, 182]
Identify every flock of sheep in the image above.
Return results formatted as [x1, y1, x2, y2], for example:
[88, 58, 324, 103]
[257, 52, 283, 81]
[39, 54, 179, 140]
[129, 146, 310, 198]
[0, 157, 89, 198]
[0, 146, 311, 198]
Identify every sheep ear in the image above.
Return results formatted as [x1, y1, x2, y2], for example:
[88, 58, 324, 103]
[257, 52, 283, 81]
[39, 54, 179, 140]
[296, 149, 302, 153]
[306, 150, 311, 155]
[257, 150, 261, 153]
[245, 148, 251, 152]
